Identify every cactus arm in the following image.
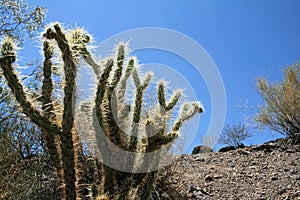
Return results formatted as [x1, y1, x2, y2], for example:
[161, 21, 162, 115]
[79, 47, 101, 77]
[131, 67, 141, 88]
[40, 40, 63, 172]
[146, 101, 203, 152]
[41, 40, 56, 119]
[109, 43, 125, 91]
[94, 45, 127, 146]
[106, 44, 125, 143]
[94, 58, 123, 196]
[118, 58, 135, 120]
[0, 51, 60, 133]
[44, 24, 81, 200]
[158, 81, 166, 109]
[122, 71, 153, 192]
[0, 62, 60, 133]
[68, 28, 102, 77]
[129, 72, 152, 151]
[158, 81, 182, 113]
[143, 83, 183, 152]
[165, 89, 182, 111]
[132, 87, 144, 124]
[44, 24, 77, 133]
[95, 58, 114, 130]
[94, 58, 125, 145]
[172, 101, 203, 132]
[118, 57, 135, 101]
[149, 101, 203, 150]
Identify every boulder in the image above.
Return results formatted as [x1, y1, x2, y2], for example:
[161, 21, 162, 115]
[192, 145, 213, 154]
[218, 145, 236, 152]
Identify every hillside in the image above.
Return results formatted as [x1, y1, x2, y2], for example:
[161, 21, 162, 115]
[161, 138, 300, 199]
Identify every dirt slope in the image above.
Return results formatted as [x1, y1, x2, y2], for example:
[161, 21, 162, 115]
[163, 138, 300, 200]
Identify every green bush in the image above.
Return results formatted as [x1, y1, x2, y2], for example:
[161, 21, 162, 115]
[256, 63, 300, 142]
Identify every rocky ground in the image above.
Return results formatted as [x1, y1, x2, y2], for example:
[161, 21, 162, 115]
[162, 138, 300, 200]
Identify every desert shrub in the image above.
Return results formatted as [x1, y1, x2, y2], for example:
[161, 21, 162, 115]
[218, 122, 250, 147]
[256, 63, 300, 142]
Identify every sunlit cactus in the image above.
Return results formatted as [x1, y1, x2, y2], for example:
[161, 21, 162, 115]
[80, 38, 203, 199]
[0, 23, 204, 200]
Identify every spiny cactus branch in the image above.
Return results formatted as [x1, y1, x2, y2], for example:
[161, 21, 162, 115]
[95, 58, 114, 128]
[44, 24, 80, 200]
[40, 40, 62, 173]
[79, 47, 101, 77]
[104, 44, 126, 144]
[132, 72, 152, 123]
[165, 90, 182, 111]
[132, 87, 144, 124]
[67, 28, 102, 77]
[172, 101, 203, 132]
[132, 67, 141, 88]
[158, 81, 182, 113]
[41, 40, 55, 119]
[119, 57, 135, 98]
[44, 24, 78, 133]
[109, 44, 125, 91]
[0, 57, 61, 133]
[118, 58, 135, 118]
[129, 72, 153, 151]
[158, 81, 166, 109]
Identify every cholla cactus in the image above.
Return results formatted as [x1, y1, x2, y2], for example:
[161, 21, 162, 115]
[0, 24, 80, 199]
[79, 34, 204, 199]
[0, 24, 204, 200]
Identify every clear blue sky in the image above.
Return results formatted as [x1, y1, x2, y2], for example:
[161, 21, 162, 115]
[25, 0, 300, 152]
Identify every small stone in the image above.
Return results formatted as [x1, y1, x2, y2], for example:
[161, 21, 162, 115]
[251, 161, 257, 165]
[188, 185, 196, 193]
[205, 175, 213, 182]
[214, 174, 223, 179]
[249, 166, 256, 169]
[277, 189, 286, 195]
[186, 193, 194, 198]
[194, 156, 205, 162]
[286, 149, 295, 153]
[200, 188, 210, 195]
[238, 149, 250, 155]
[247, 174, 254, 178]
[263, 165, 268, 169]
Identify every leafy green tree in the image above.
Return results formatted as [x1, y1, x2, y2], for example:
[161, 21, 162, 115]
[256, 63, 300, 142]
